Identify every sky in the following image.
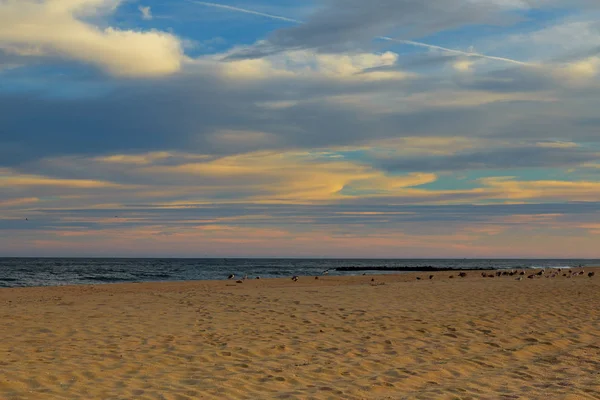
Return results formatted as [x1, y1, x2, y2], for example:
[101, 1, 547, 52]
[1, 0, 600, 258]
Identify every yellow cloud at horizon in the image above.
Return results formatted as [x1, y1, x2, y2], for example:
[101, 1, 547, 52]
[479, 177, 600, 201]
[0, 171, 125, 189]
[141, 151, 437, 202]
[4, 147, 600, 211]
[0, 197, 39, 208]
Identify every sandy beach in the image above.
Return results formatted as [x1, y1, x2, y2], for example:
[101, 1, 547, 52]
[1, 268, 599, 400]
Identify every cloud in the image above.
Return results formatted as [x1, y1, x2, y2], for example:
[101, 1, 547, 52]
[481, 18, 600, 83]
[2, 60, 599, 171]
[215, 48, 409, 81]
[255, 0, 527, 54]
[139, 5, 152, 20]
[192, 1, 529, 68]
[4, 195, 600, 257]
[480, 177, 600, 201]
[379, 146, 599, 173]
[0, 149, 436, 207]
[536, 141, 579, 149]
[0, 197, 39, 208]
[552, 56, 600, 83]
[379, 37, 531, 67]
[0, 0, 184, 77]
[0, 168, 126, 188]
[502, 20, 600, 61]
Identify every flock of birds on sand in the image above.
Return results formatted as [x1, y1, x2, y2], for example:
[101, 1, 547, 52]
[226, 268, 595, 283]
[227, 273, 311, 283]
[418, 268, 594, 281]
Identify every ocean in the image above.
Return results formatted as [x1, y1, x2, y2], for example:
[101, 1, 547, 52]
[0, 258, 595, 288]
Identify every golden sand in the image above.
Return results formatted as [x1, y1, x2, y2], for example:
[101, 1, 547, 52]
[1, 268, 600, 399]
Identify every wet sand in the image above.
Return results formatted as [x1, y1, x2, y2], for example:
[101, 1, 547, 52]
[1, 268, 599, 399]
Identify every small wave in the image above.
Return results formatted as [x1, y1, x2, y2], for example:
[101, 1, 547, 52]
[136, 273, 172, 279]
[0, 277, 18, 282]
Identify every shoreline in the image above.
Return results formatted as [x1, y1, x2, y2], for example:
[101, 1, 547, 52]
[2, 265, 597, 291]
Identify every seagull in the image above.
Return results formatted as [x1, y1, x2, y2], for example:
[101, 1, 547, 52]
[292, 276, 299, 282]
[227, 274, 235, 280]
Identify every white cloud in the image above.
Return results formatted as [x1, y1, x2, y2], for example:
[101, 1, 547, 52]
[214, 47, 409, 81]
[552, 56, 600, 82]
[453, 59, 475, 72]
[0, 0, 184, 77]
[139, 5, 152, 20]
[495, 19, 600, 70]
[510, 21, 600, 54]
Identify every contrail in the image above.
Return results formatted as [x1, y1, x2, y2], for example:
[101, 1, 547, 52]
[189, 0, 529, 67]
[186, 0, 302, 23]
[378, 37, 532, 66]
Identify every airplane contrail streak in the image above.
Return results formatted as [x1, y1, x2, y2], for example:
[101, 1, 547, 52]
[188, 0, 530, 67]
[186, 0, 302, 23]
[378, 37, 532, 66]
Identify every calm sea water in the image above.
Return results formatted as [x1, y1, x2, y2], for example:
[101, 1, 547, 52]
[0, 258, 595, 288]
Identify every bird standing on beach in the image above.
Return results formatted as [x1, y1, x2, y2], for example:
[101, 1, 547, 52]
[292, 275, 299, 281]
[228, 274, 235, 280]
